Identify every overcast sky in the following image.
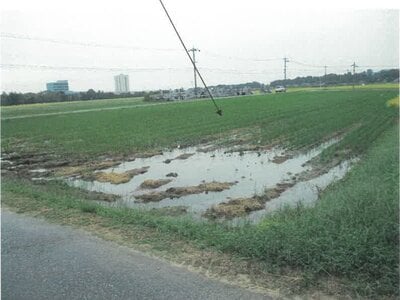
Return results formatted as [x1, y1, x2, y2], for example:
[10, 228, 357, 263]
[1, 0, 399, 92]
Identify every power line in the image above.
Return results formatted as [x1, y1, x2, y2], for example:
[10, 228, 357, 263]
[0, 63, 192, 72]
[2, 63, 396, 75]
[202, 50, 281, 62]
[3, 32, 398, 71]
[0, 63, 278, 74]
[357, 65, 399, 68]
[158, 0, 222, 116]
[290, 59, 349, 69]
[0, 32, 180, 52]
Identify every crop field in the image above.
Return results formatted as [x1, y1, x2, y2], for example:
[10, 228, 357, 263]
[2, 89, 398, 158]
[287, 82, 399, 93]
[1, 96, 145, 119]
[1, 87, 399, 298]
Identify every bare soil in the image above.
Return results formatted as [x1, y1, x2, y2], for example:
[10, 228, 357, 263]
[55, 160, 121, 177]
[272, 154, 293, 164]
[163, 153, 195, 164]
[166, 172, 178, 177]
[139, 179, 173, 189]
[135, 181, 237, 203]
[204, 181, 300, 219]
[174, 153, 195, 160]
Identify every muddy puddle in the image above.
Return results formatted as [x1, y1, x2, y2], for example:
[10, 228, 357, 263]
[67, 138, 356, 221]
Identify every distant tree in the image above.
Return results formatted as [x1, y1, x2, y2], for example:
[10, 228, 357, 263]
[86, 89, 97, 100]
[270, 69, 399, 87]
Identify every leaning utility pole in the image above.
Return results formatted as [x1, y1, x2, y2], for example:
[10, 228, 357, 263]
[188, 47, 200, 97]
[283, 57, 289, 87]
[351, 62, 357, 89]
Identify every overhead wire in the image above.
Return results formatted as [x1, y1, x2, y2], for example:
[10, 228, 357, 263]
[2, 32, 397, 71]
[158, 0, 222, 116]
[0, 32, 180, 52]
[202, 50, 281, 62]
[0, 63, 192, 72]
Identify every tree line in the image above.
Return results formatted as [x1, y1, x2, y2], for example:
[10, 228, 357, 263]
[2, 69, 398, 106]
[0, 89, 146, 106]
[271, 69, 399, 87]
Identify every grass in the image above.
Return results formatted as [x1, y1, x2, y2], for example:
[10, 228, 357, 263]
[287, 82, 399, 92]
[1, 96, 145, 118]
[2, 89, 398, 162]
[2, 124, 398, 297]
[1, 87, 399, 297]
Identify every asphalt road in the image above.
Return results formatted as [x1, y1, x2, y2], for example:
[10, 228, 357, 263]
[1, 210, 270, 300]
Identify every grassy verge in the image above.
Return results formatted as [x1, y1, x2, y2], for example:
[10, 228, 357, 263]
[2, 124, 398, 298]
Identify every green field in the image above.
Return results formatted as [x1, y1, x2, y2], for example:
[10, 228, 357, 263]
[2, 89, 398, 159]
[287, 82, 399, 93]
[1, 96, 145, 119]
[1, 87, 399, 297]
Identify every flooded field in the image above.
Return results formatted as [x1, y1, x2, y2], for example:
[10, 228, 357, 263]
[67, 138, 356, 221]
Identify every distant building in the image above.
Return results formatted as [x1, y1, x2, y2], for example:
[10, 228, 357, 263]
[114, 74, 130, 94]
[46, 80, 69, 92]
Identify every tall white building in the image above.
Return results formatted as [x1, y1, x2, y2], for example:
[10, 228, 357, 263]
[114, 74, 130, 94]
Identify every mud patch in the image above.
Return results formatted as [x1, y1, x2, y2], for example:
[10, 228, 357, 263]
[204, 181, 298, 220]
[166, 172, 178, 178]
[95, 167, 149, 184]
[55, 160, 121, 177]
[264, 182, 296, 200]
[163, 153, 195, 164]
[84, 190, 120, 202]
[150, 206, 188, 216]
[204, 197, 265, 219]
[136, 181, 236, 203]
[174, 153, 195, 160]
[68, 137, 356, 220]
[272, 154, 293, 164]
[140, 179, 173, 189]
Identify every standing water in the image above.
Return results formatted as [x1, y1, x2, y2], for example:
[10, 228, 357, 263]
[68, 138, 356, 219]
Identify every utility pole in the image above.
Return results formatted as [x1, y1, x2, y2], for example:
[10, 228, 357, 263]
[188, 47, 200, 97]
[283, 57, 289, 87]
[351, 62, 357, 89]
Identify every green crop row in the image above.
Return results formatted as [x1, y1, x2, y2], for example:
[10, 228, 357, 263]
[2, 90, 398, 162]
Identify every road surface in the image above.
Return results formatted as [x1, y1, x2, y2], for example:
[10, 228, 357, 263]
[1, 209, 270, 299]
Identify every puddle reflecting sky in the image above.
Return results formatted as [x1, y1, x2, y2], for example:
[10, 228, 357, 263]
[69, 138, 355, 219]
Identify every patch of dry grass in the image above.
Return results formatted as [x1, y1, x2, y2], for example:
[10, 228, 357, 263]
[204, 197, 264, 219]
[95, 167, 149, 184]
